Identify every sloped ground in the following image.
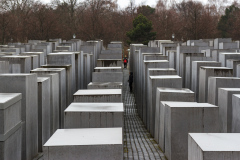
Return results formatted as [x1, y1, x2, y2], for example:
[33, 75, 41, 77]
[123, 68, 166, 160]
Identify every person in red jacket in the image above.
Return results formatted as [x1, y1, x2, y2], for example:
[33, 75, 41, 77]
[123, 57, 128, 69]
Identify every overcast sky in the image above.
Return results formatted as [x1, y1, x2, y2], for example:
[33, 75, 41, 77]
[42, 0, 234, 9]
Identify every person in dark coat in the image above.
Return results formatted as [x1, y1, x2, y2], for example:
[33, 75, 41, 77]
[129, 72, 133, 92]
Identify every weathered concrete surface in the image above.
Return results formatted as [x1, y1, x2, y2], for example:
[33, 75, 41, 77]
[64, 103, 124, 128]
[208, 77, 240, 105]
[0, 74, 38, 160]
[73, 89, 122, 102]
[218, 88, 240, 133]
[188, 133, 240, 160]
[43, 128, 123, 160]
[164, 102, 219, 160]
[87, 82, 122, 89]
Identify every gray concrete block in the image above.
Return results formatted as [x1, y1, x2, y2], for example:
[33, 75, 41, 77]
[211, 49, 236, 61]
[35, 73, 59, 134]
[101, 50, 122, 54]
[0, 61, 9, 73]
[99, 53, 122, 59]
[147, 75, 182, 136]
[232, 94, 240, 132]
[47, 53, 76, 95]
[188, 133, 240, 160]
[21, 52, 45, 67]
[43, 128, 123, 160]
[218, 88, 240, 133]
[64, 103, 124, 128]
[142, 60, 169, 124]
[208, 77, 240, 105]
[0, 48, 20, 54]
[0, 56, 31, 73]
[97, 59, 122, 67]
[41, 64, 73, 105]
[0, 93, 22, 135]
[226, 59, 240, 77]
[155, 88, 195, 151]
[185, 57, 212, 89]
[0, 74, 38, 160]
[168, 50, 177, 69]
[37, 77, 51, 152]
[94, 67, 122, 72]
[219, 53, 240, 66]
[73, 89, 122, 102]
[87, 82, 122, 89]
[176, 45, 200, 74]
[144, 55, 167, 60]
[31, 68, 67, 128]
[214, 38, 232, 49]
[219, 42, 238, 49]
[164, 102, 219, 160]
[19, 54, 38, 69]
[92, 72, 123, 83]
[0, 123, 22, 160]
[191, 61, 221, 102]
[179, 52, 204, 87]
[198, 67, 233, 103]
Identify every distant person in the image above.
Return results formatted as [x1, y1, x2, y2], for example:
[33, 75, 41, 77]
[123, 56, 128, 69]
[129, 72, 133, 92]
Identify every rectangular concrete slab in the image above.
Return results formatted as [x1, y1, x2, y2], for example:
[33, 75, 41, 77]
[94, 67, 122, 72]
[219, 53, 240, 66]
[164, 102, 219, 160]
[0, 56, 31, 73]
[0, 93, 21, 135]
[218, 88, 240, 133]
[97, 59, 122, 67]
[147, 75, 182, 136]
[64, 103, 124, 128]
[41, 64, 72, 105]
[31, 68, 67, 128]
[92, 72, 123, 83]
[188, 133, 240, 160]
[43, 128, 123, 160]
[35, 73, 60, 134]
[231, 94, 240, 133]
[37, 77, 51, 152]
[21, 52, 45, 67]
[47, 53, 76, 96]
[198, 67, 233, 103]
[0, 74, 38, 160]
[73, 89, 122, 102]
[87, 82, 122, 89]
[208, 77, 240, 105]
[226, 59, 240, 76]
[0, 61, 9, 73]
[191, 61, 221, 101]
[155, 88, 195, 151]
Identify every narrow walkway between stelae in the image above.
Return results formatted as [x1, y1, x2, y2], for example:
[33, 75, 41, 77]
[123, 69, 166, 160]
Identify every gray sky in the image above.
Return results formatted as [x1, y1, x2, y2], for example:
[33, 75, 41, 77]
[41, 0, 234, 9]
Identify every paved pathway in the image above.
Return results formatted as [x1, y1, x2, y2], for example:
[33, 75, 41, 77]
[123, 69, 166, 160]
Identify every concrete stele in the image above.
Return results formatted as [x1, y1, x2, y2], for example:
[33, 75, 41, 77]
[208, 77, 240, 105]
[64, 103, 124, 128]
[73, 89, 122, 102]
[188, 133, 240, 160]
[164, 102, 219, 160]
[218, 88, 240, 133]
[155, 88, 195, 151]
[43, 128, 123, 160]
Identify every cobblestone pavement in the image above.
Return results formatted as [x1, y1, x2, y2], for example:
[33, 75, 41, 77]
[123, 68, 166, 160]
